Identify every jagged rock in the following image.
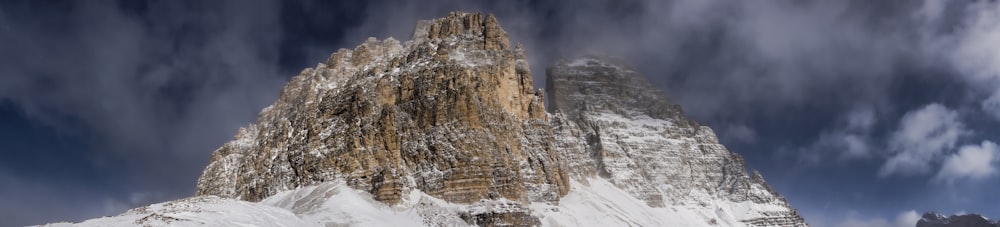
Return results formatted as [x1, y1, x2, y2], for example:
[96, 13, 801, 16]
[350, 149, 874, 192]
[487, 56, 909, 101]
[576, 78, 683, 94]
[196, 12, 567, 226]
[918, 212, 1000, 227]
[547, 56, 807, 226]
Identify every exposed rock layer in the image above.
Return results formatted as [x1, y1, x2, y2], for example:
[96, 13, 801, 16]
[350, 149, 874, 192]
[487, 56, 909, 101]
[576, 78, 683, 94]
[197, 12, 566, 226]
[547, 57, 806, 226]
[196, 12, 806, 226]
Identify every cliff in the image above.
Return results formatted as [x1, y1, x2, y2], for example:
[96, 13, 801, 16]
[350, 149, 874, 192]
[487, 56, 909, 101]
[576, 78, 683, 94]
[189, 12, 806, 227]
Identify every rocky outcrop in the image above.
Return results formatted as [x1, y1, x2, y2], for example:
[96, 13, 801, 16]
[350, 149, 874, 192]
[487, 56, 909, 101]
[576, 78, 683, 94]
[918, 212, 1000, 227]
[547, 57, 806, 226]
[196, 12, 567, 226]
[196, 12, 806, 227]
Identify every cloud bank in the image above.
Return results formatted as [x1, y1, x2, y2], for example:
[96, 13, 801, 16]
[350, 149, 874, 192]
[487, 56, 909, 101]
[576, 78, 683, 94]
[0, 0, 288, 225]
[881, 103, 968, 177]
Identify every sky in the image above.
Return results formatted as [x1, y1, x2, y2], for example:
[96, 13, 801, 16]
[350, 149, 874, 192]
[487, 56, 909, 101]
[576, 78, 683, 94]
[1, 0, 1000, 226]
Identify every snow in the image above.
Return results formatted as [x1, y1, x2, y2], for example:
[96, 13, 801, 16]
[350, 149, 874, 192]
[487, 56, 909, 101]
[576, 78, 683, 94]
[261, 180, 424, 226]
[447, 48, 493, 67]
[587, 111, 677, 144]
[562, 57, 628, 72]
[531, 178, 793, 227]
[565, 58, 594, 67]
[533, 178, 698, 226]
[41, 196, 313, 227]
[40, 182, 424, 227]
[449, 49, 469, 64]
[43, 176, 795, 227]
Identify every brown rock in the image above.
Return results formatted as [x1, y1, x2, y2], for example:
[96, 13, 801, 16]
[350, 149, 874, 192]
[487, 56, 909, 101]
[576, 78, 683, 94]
[196, 11, 566, 226]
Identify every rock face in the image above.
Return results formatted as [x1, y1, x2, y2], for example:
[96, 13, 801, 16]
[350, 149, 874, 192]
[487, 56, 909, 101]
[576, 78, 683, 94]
[196, 11, 806, 226]
[547, 57, 806, 226]
[196, 12, 567, 226]
[918, 212, 1000, 227]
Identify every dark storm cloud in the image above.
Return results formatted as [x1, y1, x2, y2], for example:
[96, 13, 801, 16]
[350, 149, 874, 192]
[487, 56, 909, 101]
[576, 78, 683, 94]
[0, 170, 131, 226]
[0, 0, 290, 224]
[4, 0, 1000, 226]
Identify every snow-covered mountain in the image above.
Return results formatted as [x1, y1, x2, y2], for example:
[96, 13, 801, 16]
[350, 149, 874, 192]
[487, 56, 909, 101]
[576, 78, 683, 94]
[918, 212, 1000, 227]
[546, 56, 805, 226]
[44, 12, 807, 227]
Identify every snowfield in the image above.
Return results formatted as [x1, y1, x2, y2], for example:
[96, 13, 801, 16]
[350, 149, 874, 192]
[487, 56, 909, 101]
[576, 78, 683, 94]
[42, 178, 788, 227]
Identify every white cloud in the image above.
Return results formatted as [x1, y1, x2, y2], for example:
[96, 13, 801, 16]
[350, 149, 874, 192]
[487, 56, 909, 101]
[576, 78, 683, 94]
[880, 103, 967, 177]
[934, 140, 1000, 182]
[939, 2, 1000, 122]
[948, 2, 1000, 85]
[896, 210, 922, 227]
[836, 210, 921, 227]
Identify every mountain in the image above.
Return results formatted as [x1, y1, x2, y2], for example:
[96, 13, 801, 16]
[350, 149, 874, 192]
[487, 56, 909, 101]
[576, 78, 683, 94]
[918, 212, 1000, 227]
[546, 56, 805, 226]
[42, 12, 806, 227]
[195, 12, 564, 225]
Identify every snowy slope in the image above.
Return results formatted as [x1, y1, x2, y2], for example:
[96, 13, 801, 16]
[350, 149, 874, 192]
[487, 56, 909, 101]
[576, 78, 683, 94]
[44, 178, 795, 227]
[260, 181, 425, 226]
[546, 56, 807, 226]
[533, 178, 794, 227]
[40, 181, 427, 227]
[39, 196, 312, 227]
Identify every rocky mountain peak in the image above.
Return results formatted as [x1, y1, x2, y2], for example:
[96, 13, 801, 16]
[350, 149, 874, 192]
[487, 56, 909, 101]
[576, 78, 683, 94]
[918, 212, 1000, 227]
[196, 12, 565, 226]
[547, 56, 806, 225]
[188, 12, 807, 227]
[411, 12, 509, 51]
[546, 56, 696, 131]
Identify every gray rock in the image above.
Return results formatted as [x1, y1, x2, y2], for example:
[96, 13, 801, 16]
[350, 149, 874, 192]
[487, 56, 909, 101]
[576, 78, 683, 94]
[918, 212, 1000, 227]
[196, 12, 565, 226]
[547, 56, 807, 226]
